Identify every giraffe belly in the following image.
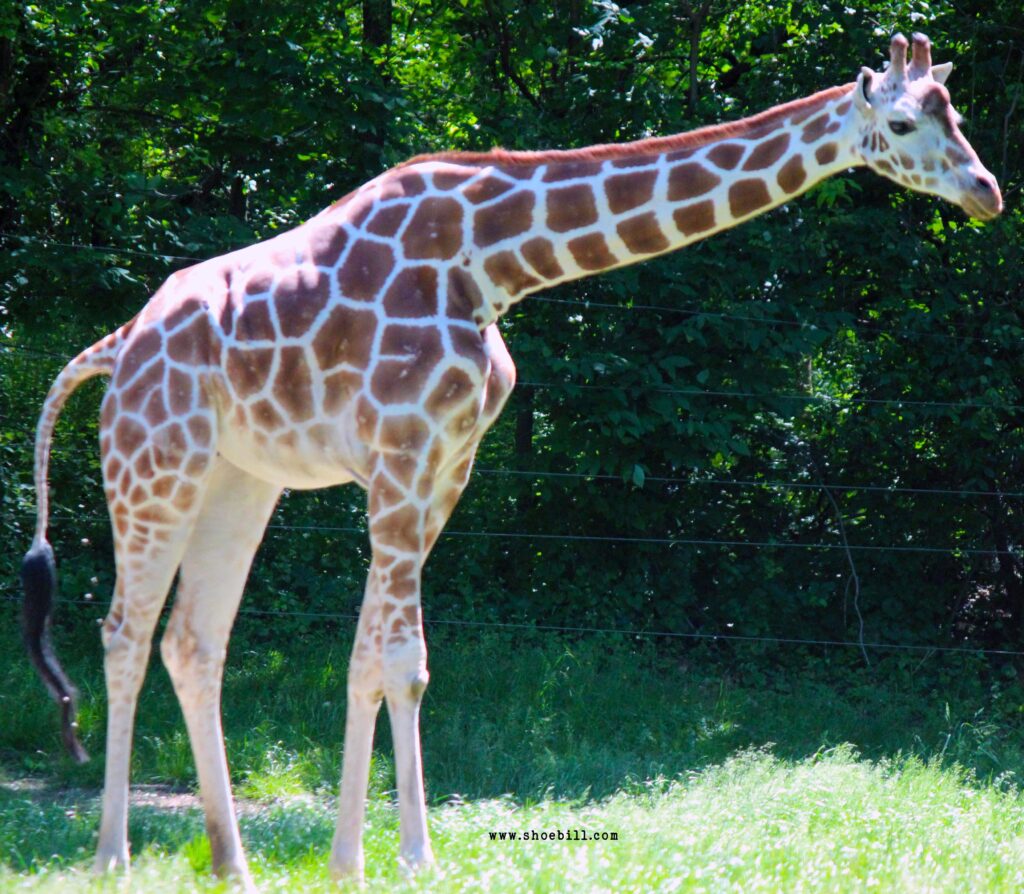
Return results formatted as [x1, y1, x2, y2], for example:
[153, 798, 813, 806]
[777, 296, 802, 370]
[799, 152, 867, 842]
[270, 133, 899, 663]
[215, 411, 371, 490]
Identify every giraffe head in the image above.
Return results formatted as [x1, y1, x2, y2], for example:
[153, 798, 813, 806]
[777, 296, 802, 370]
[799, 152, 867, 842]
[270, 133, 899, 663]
[852, 33, 1002, 220]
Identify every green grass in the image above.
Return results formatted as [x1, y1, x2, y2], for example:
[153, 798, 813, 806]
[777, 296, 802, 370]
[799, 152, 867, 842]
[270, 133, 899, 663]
[3, 603, 1024, 890]
[3, 750, 1024, 891]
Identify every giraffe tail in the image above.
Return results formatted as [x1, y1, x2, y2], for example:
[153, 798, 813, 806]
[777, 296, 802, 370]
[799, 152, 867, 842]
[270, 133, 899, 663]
[21, 316, 136, 764]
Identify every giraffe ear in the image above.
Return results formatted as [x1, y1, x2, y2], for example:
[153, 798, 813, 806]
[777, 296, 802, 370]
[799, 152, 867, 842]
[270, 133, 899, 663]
[930, 61, 953, 85]
[855, 67, 876, 111]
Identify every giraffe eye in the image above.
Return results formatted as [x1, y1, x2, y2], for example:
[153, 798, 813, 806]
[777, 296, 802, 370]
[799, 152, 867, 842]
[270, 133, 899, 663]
[889, 120, 915, 136]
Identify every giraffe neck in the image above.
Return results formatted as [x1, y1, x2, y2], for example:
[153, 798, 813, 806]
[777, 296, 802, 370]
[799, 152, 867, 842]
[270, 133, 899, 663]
[418, 83, 861, 326]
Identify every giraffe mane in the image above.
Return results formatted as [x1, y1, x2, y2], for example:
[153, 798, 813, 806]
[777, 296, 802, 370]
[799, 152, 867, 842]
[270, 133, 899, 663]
[399, 83, 855, 169]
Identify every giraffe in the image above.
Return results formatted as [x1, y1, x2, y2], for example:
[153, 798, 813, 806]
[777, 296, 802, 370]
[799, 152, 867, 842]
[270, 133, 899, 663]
[21, 33, 1001, 887]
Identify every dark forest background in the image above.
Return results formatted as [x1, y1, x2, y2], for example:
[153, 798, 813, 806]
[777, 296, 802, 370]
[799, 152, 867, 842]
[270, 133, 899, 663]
[1, 0, 1021, 662]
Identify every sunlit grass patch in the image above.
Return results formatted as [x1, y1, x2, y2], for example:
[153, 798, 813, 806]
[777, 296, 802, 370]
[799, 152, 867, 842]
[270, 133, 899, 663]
[4, 750, 1024, 891]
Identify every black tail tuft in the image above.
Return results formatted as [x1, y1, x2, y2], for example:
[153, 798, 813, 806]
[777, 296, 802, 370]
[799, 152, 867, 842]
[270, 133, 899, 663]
[20, 543, 89, 764]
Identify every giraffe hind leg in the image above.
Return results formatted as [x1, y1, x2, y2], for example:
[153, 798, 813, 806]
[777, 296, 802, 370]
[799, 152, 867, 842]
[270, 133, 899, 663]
[94, 465, 210, 872]
[160, 457, 280, 887]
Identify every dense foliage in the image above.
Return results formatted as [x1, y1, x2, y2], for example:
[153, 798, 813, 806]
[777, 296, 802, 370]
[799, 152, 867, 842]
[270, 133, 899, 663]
[1, 0, 1021, 658]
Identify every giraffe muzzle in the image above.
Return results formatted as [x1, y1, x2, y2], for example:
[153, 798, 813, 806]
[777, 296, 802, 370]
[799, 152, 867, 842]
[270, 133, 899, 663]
[960, 170, 1003, 221]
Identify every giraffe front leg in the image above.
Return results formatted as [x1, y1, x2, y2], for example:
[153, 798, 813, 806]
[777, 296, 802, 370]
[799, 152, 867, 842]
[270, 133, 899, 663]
[330, 578, 384, 880]
[381, 583, 432, 872]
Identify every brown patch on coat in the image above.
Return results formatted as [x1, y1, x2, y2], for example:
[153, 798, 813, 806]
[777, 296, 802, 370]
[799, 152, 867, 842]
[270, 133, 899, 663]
[474, 191, 536, 247]
[483, 250, 541, 295]
[312, 306, 377, 370]
[801, 114, 831, 143]
[355, 396, 379, 442]
[244, 270, 275, 295]
[815, 142, 839, 165]
[371, 504, 422, 553]
[450, 327, 488, 373]
[542, 160, 603, 182]
[945, 145, 970, 166]
[226, 347, 274, 398]
[235, 299, 276, 342]
[100, 393, 118, 429]
[152, 475, 175, 500]
[667, 163, 721, 202]
[392, 171, 427, 197]
[187, 416, 212, 447]
[605, 170, 658, 213]
[742, 133, 790, 170]
[402, 197, 465, 260]
[120, 359, 164, 411]
[366, 204, 411, 237]
[707, 143, 744, 170]
[368, 473, 406, 517]
[378, 413, 431, 452]
[309, 224, 349, 267]
[144, 392, 169, 427]
[135, 449, 155, 480]
[387, 560, 419, 599]
[114, 329, 163, 387]
[382, 451, 418, 489]
[728, 179, 773, 218]
[152, 423, 189, 469]
[447, 268, 485, 320]
[425, 367, 476, 416]
[547, 184, 599, 232]
[433, 169, 475, 190]
[274, 267, 330, 338]
[567, 233, 617, 270]
[617, 213, 669, 255]
[898, 153, 915, 170]
[167, 368, 193, 415]
[371, 326, 444, 403]
[776, 155, 807, 193]
[383, 266, 439, 318]
[323, 369, 363, 415]
[521, 237, 564, 279]
[273, 347, 314, 422]
[463, 177, 514, 204]
[673, 200, 716, 236]
[337, 240, 395, 301]
[252, 398, 285, 431]
[611, 155, 658, 170]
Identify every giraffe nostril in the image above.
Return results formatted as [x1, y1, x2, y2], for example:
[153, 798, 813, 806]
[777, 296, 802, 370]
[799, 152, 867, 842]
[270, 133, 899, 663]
[975, 175, 994, 193]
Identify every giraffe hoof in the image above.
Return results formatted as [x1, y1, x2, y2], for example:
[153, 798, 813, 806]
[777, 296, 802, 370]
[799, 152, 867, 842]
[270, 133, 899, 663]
[93, 848, 130, 875]
[399, 845, 435, 875]
[328, 852, 365, 882]
[213, 859, 256, 892]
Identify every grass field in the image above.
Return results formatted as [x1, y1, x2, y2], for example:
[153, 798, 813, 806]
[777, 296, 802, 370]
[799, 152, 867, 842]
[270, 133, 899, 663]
[3, 604, 1024, 891]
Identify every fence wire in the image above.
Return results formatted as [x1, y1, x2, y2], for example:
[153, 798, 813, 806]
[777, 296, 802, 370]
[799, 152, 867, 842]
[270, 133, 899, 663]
[2, 591, 1022, 659]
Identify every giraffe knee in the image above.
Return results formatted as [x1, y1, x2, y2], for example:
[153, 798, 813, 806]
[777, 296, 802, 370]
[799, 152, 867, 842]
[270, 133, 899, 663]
[382, 642, 429, 703]
[385, 668, 429, 704]
[160, 619, 224, 692]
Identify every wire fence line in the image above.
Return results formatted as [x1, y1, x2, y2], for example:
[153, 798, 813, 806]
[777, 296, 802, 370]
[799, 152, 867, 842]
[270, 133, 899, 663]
[3, 336, 1021, 416]
[3, 231, 1021, 349]
[2, 590, 1023, 659]
[6, 510, 1020, 559]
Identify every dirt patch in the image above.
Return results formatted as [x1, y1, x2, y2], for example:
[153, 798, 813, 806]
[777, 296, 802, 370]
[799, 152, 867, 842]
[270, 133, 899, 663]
[0, 779, 284, 816]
